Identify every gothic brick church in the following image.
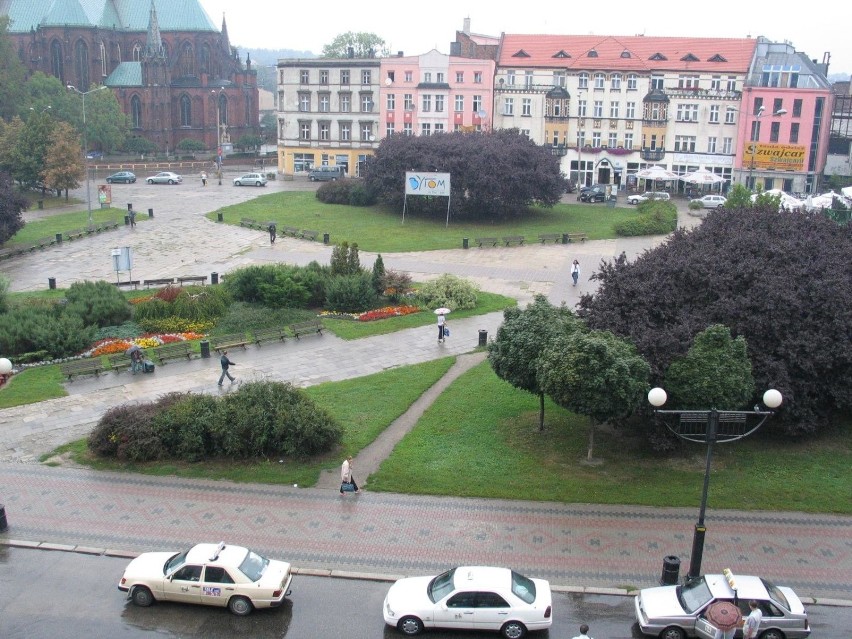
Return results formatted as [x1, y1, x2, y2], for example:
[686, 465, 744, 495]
[3, 0, 258, 153]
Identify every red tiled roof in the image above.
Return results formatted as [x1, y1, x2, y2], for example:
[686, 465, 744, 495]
[498, 34, 757, 73]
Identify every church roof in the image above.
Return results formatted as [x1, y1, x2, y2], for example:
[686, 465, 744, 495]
[106, 61, 142, 86]
[2, 0, 217, 34]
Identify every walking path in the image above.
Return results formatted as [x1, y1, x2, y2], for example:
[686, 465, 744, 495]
[2, 181, 850, 603]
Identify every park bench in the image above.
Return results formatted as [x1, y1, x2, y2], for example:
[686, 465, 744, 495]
[282, 226, 300, 237]
[502, 235, 525, 246]
[32, 236, 57, 250]
[143, 277, 175, 288]
[565, 232, 588, 243]
[59, 358, 105, 380]
[0, 246, 20, 260]
[239, 217, 260, 229]
[290, 319, 324, 339]
[153, 342, 195, 363]
[107, 352, 137, 373]
[177, 275, 207, 286]
[211, 333, 250, 352]
[100, 219, 120, 231]
[474, 237, 498, 247]
[64, 228, 89, 241]
[254, 327, 288, 346]
[113, 280, 141, 289]
[300, 229, 319, 241]
[538, 233, 563, 244]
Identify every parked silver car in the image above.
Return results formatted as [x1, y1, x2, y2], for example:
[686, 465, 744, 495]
[146, 171, 182, 185]
[627, 191, 671, 205]
[690, 194, 727, 209]
[233, 172, 268, 187]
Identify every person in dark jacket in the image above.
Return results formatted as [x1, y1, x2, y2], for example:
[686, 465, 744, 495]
[218, 351, 236, 386]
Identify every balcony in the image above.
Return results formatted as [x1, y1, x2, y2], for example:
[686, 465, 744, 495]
[550, 144, 568, 156]
[641, 148, 666, 161]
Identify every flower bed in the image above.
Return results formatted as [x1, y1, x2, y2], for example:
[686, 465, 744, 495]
[87, 332, 205, 357]
[319, 305, 421, 322]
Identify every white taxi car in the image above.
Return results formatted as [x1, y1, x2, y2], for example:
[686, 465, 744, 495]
[635, 570, 810, 639]
[118, 542, 292, 616]
[383, 566, 552, 638]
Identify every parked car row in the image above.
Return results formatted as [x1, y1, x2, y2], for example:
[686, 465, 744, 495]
[104, 171, 271, 187]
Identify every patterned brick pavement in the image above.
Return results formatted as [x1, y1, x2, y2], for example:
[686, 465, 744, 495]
[2, 464, 850, 601]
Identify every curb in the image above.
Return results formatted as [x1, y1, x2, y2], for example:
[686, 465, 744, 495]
[3, 538, 851, 608]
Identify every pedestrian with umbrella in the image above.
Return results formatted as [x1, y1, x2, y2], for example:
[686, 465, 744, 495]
[705, 600, 742, 639]
[434, 307, 450, 344]
[126, 344, 143, 375]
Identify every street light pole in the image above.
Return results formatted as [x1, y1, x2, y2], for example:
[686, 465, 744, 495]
[648, 387, 782, 580]
[67, 85, 107, 225]
[576, 90, 585, 188]
[212, 87, 224, 185]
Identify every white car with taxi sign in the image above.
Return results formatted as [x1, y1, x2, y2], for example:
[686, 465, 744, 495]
[118, 542, 292, 616]
[383, 566, 552, 638]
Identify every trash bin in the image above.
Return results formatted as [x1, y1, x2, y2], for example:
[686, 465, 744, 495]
[48, 277, 56, 290]
[148, 208, 154, 218]
[124, 214, 130, 225]
[210, 272, 219, 285]
[463, 238, 469, 249]
[200, 340, 211, 359]
[217, 212, 223, 222]
[0, 504, 7, 532]
[607, 196, 616, 208]
[323, 233, 330, 244]
[478, 329, 488, 347]
[561, 233, 569, 244]
[660, 555, 680, 586]
[55, 233, 63, 244]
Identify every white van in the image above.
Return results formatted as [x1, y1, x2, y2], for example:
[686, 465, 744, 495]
[308, 166, 345, 181]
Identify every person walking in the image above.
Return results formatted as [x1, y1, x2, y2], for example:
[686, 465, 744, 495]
[340, 455, 360, 494]
[571, 624, 593, 639]
[571, 259, 580, 286]
[437, 312, 446, 344]
[217, 350, 236, 386]
[743, 600, 763, 639]
[201, 171, 208, 187]
[268, 222, 276, 244]
[128, 208, 136, 228]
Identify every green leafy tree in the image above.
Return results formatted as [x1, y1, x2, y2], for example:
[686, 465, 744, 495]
[488, 295, 584, 431]
[321, 32, 389, 58]
[538, 330, 650, 461]
[371, 254, 386, 294]
[23, 72, 74, 122]
[663, 324, 755, 410]
[176, 138, 206, 152]
[235, 134, 262, 152]
[11, 110, 55, 190]
[724, 183, 752, 208]
[0, 170, 27, 244]
[41, 121, 84, 199]
[330, 241, 362, 276]
[0, 116, 24, 177]
[123, 136, 158, 155]
[0, 17, 28, 120]
[67, 86, 126, 153]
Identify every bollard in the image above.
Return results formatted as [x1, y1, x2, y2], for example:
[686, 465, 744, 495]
[0, 504, 7, 532]
[478, 329, 487, 347]
[48, 277, 56, 290]
[562, 233, 569, 244]
[124, 215, 130, 226]
[148, 208, 154, 218]
[463, 238, 469, 249]
[200, 340, 211, 358]
[55, 232, 63, 244]
[323, 233, 330, 244]
[211, 272, 219, 285]
[217, 211, 223, 222]
[37, 200, 44, 210]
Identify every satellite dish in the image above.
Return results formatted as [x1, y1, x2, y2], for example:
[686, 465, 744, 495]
[477, 110, 487, 118]
[385, 78, 393, 86]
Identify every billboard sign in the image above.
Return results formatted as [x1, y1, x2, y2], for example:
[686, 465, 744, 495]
[405, 172, 451, 197]
[743, 143, 806, 171]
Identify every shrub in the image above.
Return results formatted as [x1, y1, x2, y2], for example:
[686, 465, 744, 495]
[330, 242, 362, 276]
[88, 403, 164, 461]
[381, 270, 413, 302]
[315, 179, 375, 206]
[688, 200, 704, 211]
[371, 255, 386, 294]
[152, 393, 218, 461]
[224, 263, 328, 309]
[614, 202, 678, 237]
[0, 275, 8, 314]
[65, 280, 132, 328]
[176, 138, 206, 152]
[131, 298, 172, 323]
[324, 273, 378, 312]
[417, 274, 479, 311]
[170, 287, 231, 322]
[0, 305, 95, 358]
[93, 321, 144, 341]
[255, 270, 310, 309]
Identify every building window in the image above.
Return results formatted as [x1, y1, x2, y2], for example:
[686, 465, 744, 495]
[608, 133, 617, 147]
[593, 101, 603, 118]
[474, 71, 482, 83]
[707, 137, 717, 153]
[319, 70, 329, 84]
[404, 94, 414, 110]
[437, 72, 444, 83]
[711, 76, 721, 91]
[651, 75, 664, 90]
[340, 94, 350, 113]
[75, 40, 90, 90]
[611, 73, 622, 90]
[627, 74, 638, 90]
[678, 75, 699, 89]
[361, 123, 373, 141]
[709, 105, 720, 123]
[770, 121, 781, 142]
[676, 104, 699, 122]
[624, 133, 633, 149]
[522, 98, 531, 116]
[319, 94, 330, 112]
[386, 122, 394, 137]
[361, 70, 371, 84]
[504, 98, 514, 116]
[790, 122, 799, 143]
[726, 76, 737, 91]
[524, 71, 533, 88]
[300, 122, 311, 140]
[592, 132, 601, 147]
[554, 71, 566, 87]
[793, 99, 802, 117]
[340, 70, 349, 85]
[300, 70, 309, 84]
[319, 122, 330, 140]
[578, 99, 587, 117]
[403, 122, 412, 136]
[753, 97, 764, 115]
[404, 71, 412, 82]
[131, 95, 143, 128]
[299, 93, 310, 112]
[456, 71, 464, 83]
[179, 95, 190, 126]
[674, 136, 696, 152]
[578, 72, 589, 89]
[507, 70, 515, 85]
[386, 94, 395, 110]
[422, 95, 432, 112]
[435, 123, 444, 133]
[455, 95, 464, 111]
[773, 98, 784, 113]
[593, 73, 605, 89]
[340, 122, 351, 141]
[424, 72, 432, 82]
[361, 94, 373, 112]
[421, 123, 431, 136]
[609, 101, 619, 118]
[722, 137, 732, 154]
[724, 107, 736, 124]
[626, 102, 636, 119]
[473, 95, 482, 112]
[294, 153, 314, 171]
[435, 95, 444, 112]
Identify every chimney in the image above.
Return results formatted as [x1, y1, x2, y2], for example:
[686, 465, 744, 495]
[397, 51, 404, 57]
[463, 17, 471, 34]
[347, 46, 354, 58]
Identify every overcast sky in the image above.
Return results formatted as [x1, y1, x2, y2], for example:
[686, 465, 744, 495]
[197, 0, 848, 77]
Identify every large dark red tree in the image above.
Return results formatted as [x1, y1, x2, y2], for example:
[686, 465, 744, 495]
[577, 206, 852, 436]
[363, 129, 564, 220]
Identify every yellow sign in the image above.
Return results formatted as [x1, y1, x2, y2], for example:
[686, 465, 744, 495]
[744, 143, 806, 171]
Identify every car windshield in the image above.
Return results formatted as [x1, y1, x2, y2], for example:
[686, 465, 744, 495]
[677, 577, 714, 614]
[237, 549, 269, 582]
[511, 571, 537, 604]
[428, 568, 457, 603]
[762, 578, 791, 610]
[165, 549, 190, 575]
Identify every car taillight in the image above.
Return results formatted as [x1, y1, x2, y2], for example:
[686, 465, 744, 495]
[120, 577, 127, 585]
[272, 589, 282, 597]
[544, 605, 552, 619]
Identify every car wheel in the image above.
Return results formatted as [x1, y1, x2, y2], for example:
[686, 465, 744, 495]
[660, 626, 686, 639]
[501, 620, 527, 638]
[130, 585, 154, 607]
[255, 181, 262, 186]
[228, 595, 253, 616]
[106, 178, 113, 184]
[147, 179, 154, 184]
[235, 181, 242, 186]
[167, 179, 175, 184]
[397, 616, 424, 636]
[758, 630, 785, 639]
[309, 176, 316, 182]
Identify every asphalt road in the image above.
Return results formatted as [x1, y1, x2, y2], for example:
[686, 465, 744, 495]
[1, 547, 849, 639]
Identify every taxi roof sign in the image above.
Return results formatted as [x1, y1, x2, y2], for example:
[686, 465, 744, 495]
[723, 568, 738, 591]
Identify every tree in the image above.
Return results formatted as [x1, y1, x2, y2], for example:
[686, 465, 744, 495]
[0, 116, 24, 177]
[724, 183, 753, 208]
[321, 32, 389, 58]
[176, 138, 206, 152]
[663, 324, 755, 410]
[371, 254, 385, 294]
[538, 330, 650, 461]
[488, 295, 584, 431]
[123, 136, 158, 155]
[330, 241, 362, 276]
[11, 110, 54, 190]
[577, 206, 852, 436]
[235, 134, 262, 152]
[72, 86, 126, 153]
[0, 170, 27, 244]
[364, 130, 565, 220]
[0, 17, 28, 121]
[41, 121, 84, 199]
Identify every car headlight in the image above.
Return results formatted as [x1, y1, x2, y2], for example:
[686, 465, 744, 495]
[385, 599, 395, 618]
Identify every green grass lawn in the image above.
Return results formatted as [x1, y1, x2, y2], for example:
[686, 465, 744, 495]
[207, 191, 637, 252]
[8, 206, 138, 244]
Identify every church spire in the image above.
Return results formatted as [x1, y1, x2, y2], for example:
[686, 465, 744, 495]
[220, 13, 231, 51]
[145, 0, 165, 58]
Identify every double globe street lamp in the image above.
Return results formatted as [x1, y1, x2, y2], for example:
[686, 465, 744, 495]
[67, 85, 108, 224]
[647, 387, 783, 580]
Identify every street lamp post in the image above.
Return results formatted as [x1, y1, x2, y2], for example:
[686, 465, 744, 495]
[647, 387, 783, 580]
[576, 91, 585, 189]
[746, 105, 787, 189]
[67, 85, 107, 224]
[212, 87, 225, 185]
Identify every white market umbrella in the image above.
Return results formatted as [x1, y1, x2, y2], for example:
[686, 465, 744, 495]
[636, 166, 678, 181]
[841, 186, 852, 199]
[750, 189, 804, 210]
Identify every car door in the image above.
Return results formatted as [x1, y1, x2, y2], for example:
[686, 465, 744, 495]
[198, 565, 236, 608]
[472, 591, 513, 631]
[435, 591, 476, 629]
[162, 564, 203, 604]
